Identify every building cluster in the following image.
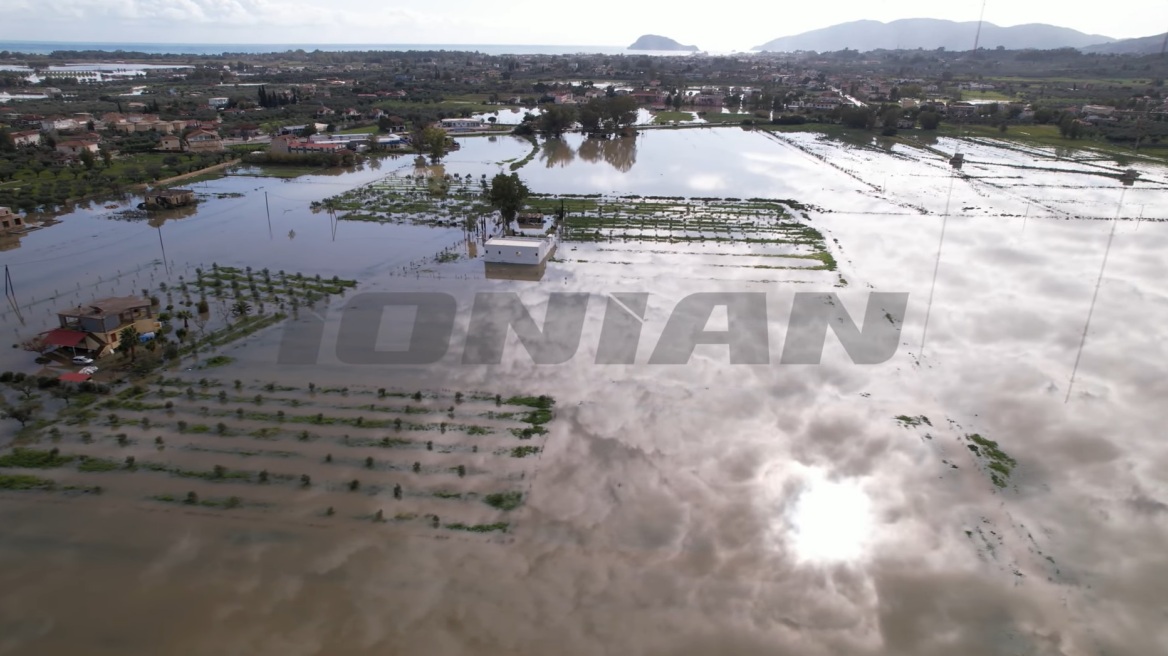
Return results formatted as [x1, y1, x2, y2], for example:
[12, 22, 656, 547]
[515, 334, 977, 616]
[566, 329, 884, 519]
[1, 109, 225, 156]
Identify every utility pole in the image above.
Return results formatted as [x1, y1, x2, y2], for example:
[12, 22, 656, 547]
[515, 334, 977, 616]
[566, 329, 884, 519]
[156, 226, 169, 275]
[264, 191, 273, 238]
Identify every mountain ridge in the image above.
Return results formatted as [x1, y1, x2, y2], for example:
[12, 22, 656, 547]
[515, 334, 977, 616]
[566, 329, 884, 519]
[1082, 33, 1168, 55]
[754, 19, 1114, 52]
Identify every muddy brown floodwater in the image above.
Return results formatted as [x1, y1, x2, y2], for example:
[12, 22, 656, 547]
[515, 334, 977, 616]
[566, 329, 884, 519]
[1, 127, 1167, 656]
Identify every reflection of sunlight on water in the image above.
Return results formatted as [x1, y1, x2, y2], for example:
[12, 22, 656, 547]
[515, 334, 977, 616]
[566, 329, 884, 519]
[787, 470, 873, 564]
[688, 173, 725, 192]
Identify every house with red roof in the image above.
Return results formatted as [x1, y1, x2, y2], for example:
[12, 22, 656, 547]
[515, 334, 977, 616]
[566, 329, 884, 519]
[56, 140, 100, 158]
[42, 295, 160, 357]
[8, 130, 41, 148]
[185, 128, 224, 153]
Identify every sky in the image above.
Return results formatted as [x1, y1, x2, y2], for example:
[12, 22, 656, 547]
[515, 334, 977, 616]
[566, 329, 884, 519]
[2, 0, 1167, 51]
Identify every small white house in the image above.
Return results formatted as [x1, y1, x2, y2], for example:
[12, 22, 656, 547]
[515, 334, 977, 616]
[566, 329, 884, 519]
[483, 235, 555, 265]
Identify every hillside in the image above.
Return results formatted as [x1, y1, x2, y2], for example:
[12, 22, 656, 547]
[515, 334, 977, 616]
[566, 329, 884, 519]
[628, 35, 699, 51]
[754, 19, 1114, 52]
[1082, 33, 1168, 55]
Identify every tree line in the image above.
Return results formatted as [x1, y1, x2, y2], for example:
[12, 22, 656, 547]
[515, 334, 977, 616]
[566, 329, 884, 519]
[514, 96, 641, 137]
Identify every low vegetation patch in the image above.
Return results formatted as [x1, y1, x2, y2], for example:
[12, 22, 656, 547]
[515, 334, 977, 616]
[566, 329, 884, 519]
[483, 491, 523, 511]
[895, 415, 932, 428]
[0, 447, 74, 469]
[445, 522, 509, 533]
[0, 474, 56, 490]
[966, 434, 1017, 488]
[77, 457, 122, 472]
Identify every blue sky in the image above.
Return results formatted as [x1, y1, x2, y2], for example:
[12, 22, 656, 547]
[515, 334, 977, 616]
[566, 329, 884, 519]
[2, 0, 1166, 50]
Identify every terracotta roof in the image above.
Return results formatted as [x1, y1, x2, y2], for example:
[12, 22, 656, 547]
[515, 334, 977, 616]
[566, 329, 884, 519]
[59, 372, 91, 383]
[42, 328, 88, 347]
[59, 296, 150, 319]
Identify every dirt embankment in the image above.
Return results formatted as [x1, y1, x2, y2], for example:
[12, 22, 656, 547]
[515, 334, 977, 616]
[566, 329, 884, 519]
[138, 159, 242, 190]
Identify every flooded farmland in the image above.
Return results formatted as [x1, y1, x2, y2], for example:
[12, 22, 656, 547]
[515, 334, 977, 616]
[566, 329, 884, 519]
[1, 126, 1167, 656]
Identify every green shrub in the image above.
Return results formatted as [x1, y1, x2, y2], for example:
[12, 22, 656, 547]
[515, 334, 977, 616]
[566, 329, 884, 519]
[484, 491, 523, 511]
[0, 448, 73, 469]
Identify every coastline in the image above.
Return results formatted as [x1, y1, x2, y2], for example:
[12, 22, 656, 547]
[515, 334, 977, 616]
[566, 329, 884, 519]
[0, 41, 722, 57]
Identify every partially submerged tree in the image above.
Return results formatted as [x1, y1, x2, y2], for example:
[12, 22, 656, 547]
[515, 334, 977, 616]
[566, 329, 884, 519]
[230, 300, 253, 319]
[1, 404, 36, 427]
[604, 95, 639, 133]
[421, 126, 447, 163]
[538, 105, 577, 136]
[487, 173, 530, 223]
[175, 309, 193, 330]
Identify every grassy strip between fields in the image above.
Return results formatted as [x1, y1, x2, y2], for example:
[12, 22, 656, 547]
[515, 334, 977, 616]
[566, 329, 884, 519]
[652, 110, 699, 124]
[509, 135, 539, 171]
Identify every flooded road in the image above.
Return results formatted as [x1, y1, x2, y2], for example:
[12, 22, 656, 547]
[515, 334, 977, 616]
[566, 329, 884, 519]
[1, 127, 1167, 655]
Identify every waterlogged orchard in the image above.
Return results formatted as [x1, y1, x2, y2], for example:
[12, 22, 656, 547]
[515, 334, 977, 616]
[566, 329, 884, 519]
[24, 264, 360, 378]
[313, 168, 845, 286]
[541, 194, 845, 285]
[312, 172, 495, 228]
[0, 377, 555, 537]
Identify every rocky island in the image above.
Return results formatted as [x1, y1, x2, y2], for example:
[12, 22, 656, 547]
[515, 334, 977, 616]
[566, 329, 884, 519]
[628, 34, 699, 51]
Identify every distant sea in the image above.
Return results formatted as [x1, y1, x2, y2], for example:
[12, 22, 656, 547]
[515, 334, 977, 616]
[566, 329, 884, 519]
[0, 41, 709, 57]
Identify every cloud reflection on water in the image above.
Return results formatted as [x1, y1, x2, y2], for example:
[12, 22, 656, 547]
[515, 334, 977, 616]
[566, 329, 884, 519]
[0, 127, 1166, 655]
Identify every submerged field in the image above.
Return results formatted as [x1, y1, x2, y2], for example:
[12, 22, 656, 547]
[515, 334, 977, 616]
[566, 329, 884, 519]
[317, 170, 844, 285]
[1, 379, 555, 538]
[0, 127, 1166, 655]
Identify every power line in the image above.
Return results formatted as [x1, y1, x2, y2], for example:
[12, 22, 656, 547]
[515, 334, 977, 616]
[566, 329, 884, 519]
[1065, 187, 1127, 403]
[920, 167, 957, 357]
[972, 0, 989, 51]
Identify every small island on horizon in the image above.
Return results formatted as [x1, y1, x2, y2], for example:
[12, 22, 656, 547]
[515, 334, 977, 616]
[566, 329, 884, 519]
[628, 35, 699, 51]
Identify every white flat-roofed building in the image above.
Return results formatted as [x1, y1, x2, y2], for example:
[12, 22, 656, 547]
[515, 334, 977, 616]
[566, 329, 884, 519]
[439, 118, 485, 132]
[483, 235, 556, 265]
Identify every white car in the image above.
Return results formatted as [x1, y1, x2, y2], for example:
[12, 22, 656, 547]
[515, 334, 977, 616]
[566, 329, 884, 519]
[72, 356, 94, 365]
[79, 366, 99, 375]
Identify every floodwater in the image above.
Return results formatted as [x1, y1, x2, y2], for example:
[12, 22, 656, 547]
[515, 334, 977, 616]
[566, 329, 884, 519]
[471, 107, 658, 126]
[2, 127, 1167, 655]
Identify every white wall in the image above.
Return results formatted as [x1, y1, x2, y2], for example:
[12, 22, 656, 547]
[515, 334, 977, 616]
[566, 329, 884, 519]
[483, 236, 555, 265]
[484, 244, 541, 265]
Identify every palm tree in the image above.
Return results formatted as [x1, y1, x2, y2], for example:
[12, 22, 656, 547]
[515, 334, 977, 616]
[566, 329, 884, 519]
[119, 326, 140, 361]
[230, 300, 253, 319]
[175, 310, 193, 330]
